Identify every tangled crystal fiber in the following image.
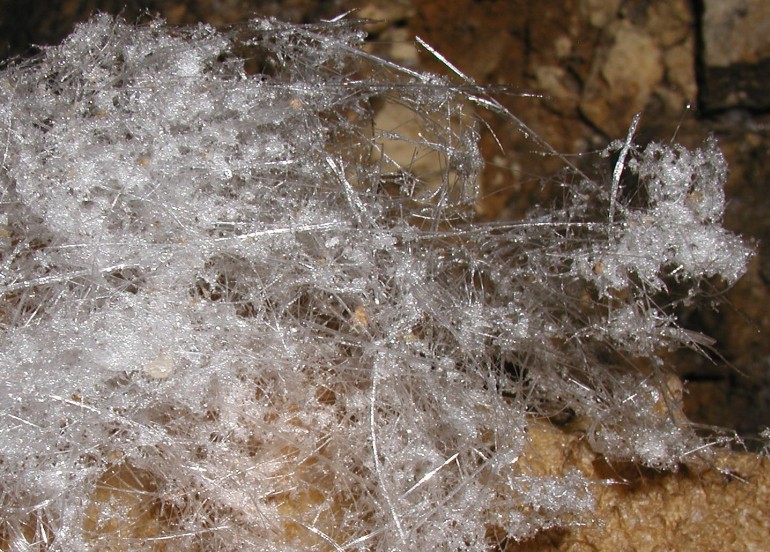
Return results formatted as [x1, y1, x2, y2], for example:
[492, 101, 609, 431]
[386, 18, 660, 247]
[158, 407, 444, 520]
[0, 14, 752, 551]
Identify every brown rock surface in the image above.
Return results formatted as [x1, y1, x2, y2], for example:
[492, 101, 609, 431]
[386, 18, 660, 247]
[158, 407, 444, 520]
[700, 0, 770, 111]
[580, 20, 664, 137]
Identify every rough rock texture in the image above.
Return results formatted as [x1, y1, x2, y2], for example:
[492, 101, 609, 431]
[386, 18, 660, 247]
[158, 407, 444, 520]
[508, 421, 770, 552]
[700, 0, 770, 111]
[0, 0, 769, 550]
[580, 20, 665, 137]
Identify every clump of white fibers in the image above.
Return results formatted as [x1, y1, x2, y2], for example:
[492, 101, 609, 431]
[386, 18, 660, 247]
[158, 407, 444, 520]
[0, 14, 752, 551]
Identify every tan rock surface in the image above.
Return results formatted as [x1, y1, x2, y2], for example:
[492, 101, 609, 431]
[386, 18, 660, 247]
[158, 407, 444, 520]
[580, 21, 664, 137]
[509, 421, 770, 551]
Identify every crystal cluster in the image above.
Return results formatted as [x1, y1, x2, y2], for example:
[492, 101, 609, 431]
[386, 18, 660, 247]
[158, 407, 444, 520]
[0, 14, 750, 550]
